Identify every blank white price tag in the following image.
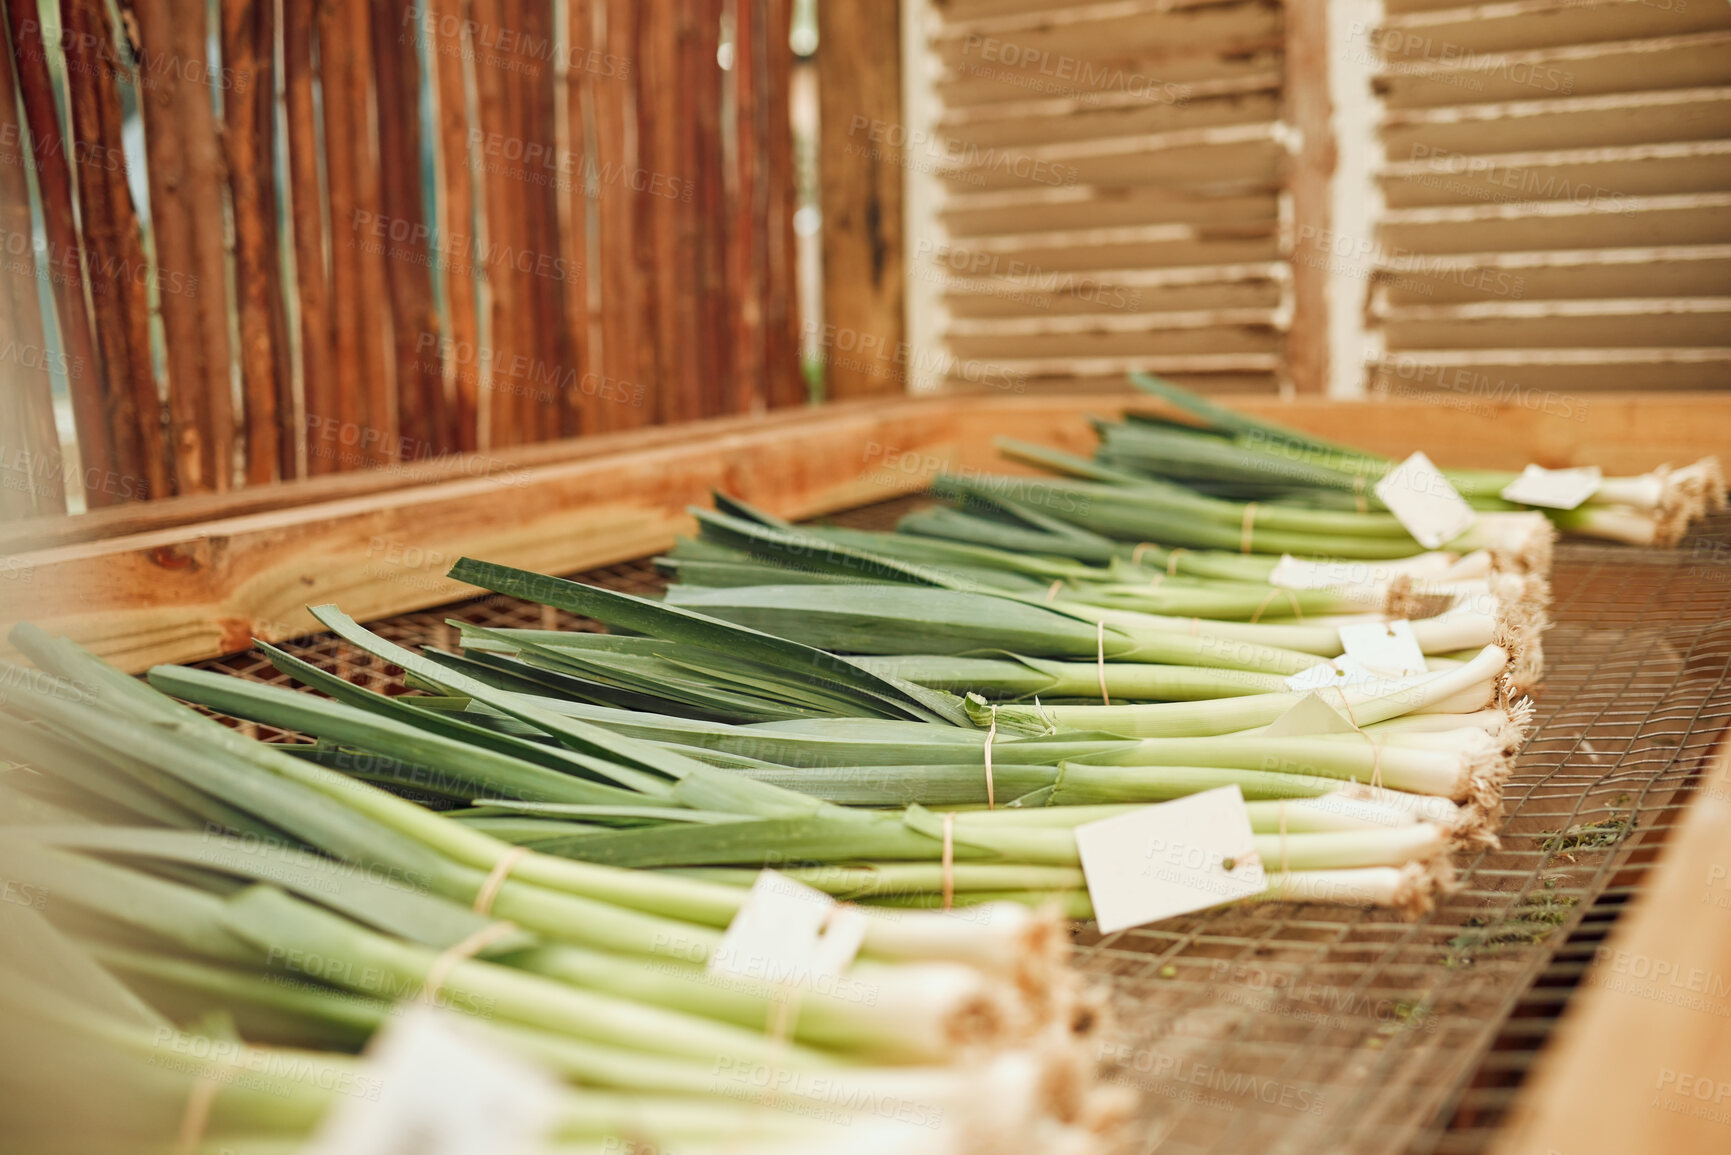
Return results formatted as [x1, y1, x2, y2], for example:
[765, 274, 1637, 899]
[308, 1007, 560, 1155]
[1338, 619, 1428, 679]
[1284, 657, 1380, 692]
[1500, 464, 1601, 510]
[710, 870, 863, 983]
[1075, 786, 1266, 933]
[1265, 691, 1358, 737]
[1269, 554, 1361, 590]
[1375, 452, 1477, 549]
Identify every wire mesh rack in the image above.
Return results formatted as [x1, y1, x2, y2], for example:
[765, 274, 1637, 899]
[189, 501, 1731, 1155]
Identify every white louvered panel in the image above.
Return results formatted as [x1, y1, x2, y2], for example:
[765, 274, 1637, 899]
[1375, 30, 1731, 108]
[941, 189, 1278, 236]
[1377, 0, 1727, 58]
[941, 261, 1288, 318]
[1366, 1, 1731, 395]
[1367, 348, 1731, 392]
[905, 0, 1294, 393]
[1380, 87, 1731, 155]
[1374, 245, 1731, 305]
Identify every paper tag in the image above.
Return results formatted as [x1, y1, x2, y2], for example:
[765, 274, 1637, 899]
[1374, 452, 1478, 549]
[710, 870, 863, 984]
[308, 1007, 560, 1155]
[1338, 619, 1428, 679]
[1075, 786, 1267, 933]
[1269, 554, 1360, 590]
[1284, 656, 1380, 692]
[1265, 691, 1358, 736]
[1500, 464, 1601, 510]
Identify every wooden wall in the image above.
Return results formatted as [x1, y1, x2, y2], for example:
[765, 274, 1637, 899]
[0, 0, 804, 516]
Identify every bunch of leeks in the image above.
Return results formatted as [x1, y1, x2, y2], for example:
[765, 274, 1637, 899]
[1110, 371, 1722, 547]
[0, 624, 1131, 1155]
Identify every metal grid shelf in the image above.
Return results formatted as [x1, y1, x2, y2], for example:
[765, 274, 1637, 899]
[191, 503, 1731, 1155]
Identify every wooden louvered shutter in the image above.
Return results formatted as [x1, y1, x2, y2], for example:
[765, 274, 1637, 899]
[901, 0, 1299, 395]
[1365, 0, 1731, 397]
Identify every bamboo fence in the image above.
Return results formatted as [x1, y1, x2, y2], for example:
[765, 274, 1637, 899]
[0, 0, 802, 514]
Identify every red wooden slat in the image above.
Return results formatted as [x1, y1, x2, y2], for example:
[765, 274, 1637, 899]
[60, 0, 163, 502]
[564, 0, 598, 437]
[429, 0, 484, 457]
[6, 0, 106, 503]
[470, 0, 524, 449]
[285, 5, 333, 476]
[429, 0, 482, 453]
[371, 0, 448, 459]
[763, 0, 804, 408]
[346, 0, 394, 464]
[222, 0, 288, 485]
[0, 3, 63, 516]
[594, 0, 647, 431]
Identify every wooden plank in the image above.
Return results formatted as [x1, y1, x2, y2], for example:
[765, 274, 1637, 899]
[936, 122, 1283, 192]
[284, 3, 333, 475]
[315, 0, 368, 466]
[172, 0, 236, 487]
[634, 0, 683, 423]
[929, 221, 1280, 273]
[6, 390, 1729, 673]
[1377, 297, 1731, 349]
[1375, 244, 1731, 304]
[0, 402, 892, 554]
[1379, 0, 1731, 60]
[0, 7, 62, 517]
[692, 0, 731, 419]
[1381, 139, 1731, 209]
[564, 0, 600, 434]
[60, 0, 163, 504]
[935, 47, 1282, 110]
[946, 322, 1282, 362]
[1368, 347, 1731, 392]
[222, 0, 287, 486]
[762, 0, 805, 407]
[132, 0, 235, 494]
[516, 0, 569, 442]
[1379, 191, 1731, 254]
[469, 0, 524, 449]
[818, 0, 904, 398]
[1283, 0, 1331, 394]
[1491, 744, 1731, 1155]
[344, 0, 395, 462]
[936, 71, 1279, 136]
[728, 0, 768, 414]
[592, 0, 650, 430]
[0, 400, 973, 671]
[943, 264, 1286, 318]
[940, 187, 1279, 237]
[5, 0, 106, 507]
[428, 0, 483, 453]
[930, 0, 1281, 75]
[1376, 30, 1731, 110]
[935, 86, 1280, 150]
[1381, 86, 1731, 157]
[371, 0, 448, 458]
[971, 351, 1283, 381]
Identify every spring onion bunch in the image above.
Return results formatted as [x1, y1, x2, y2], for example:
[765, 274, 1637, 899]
[0, 628, 1134, 1154]
[347, 558, 1524, 910]
[654, 495, 1549, 696]
[1113, 371, 1723, 546]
